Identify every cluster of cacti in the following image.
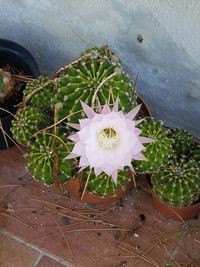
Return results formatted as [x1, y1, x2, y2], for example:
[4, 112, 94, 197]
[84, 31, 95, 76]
[11, 46, 138, 190]
[0, 68, 14, 102]
[133, 117, 173, 173]
[152, 157, 200, 207]
[83, 168, 130, 197]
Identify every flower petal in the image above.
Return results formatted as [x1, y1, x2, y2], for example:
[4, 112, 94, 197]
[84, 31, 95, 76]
[68, 133, 79, 142]
[81, 101, 96, 118]
[64, 153, 78, 160]
[139, 137, 155, 144]
[102, 104, 111, 114]
[112, 97, 119, 112]
[111, 170, 118, 185]
[132, 153, 147, 161]
[125, 104, 141, 120]
[67, 123, 80, 130]
[94, 167, 102, 177]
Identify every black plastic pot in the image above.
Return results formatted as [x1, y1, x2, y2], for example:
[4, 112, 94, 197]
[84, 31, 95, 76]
[0, 39, 40, 149]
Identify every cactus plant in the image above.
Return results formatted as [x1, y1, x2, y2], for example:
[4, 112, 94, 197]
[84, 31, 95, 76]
[23, 77, 56, 114]
[25, 133, 74, 186]
[54, 46, 137, 124]
[167, 128, 194, 157]
[11, 106, 51, 146]
[133, 117, 173, 173]
[151, 157, 200, 207]
[83, 168, 130, 197]
[0, 68, 15, 103]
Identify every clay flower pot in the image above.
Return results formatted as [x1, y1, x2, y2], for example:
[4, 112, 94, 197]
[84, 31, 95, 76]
[151, 192, 200, 221]
[146, 176, 200, 221]
[63, 175, 134, 205]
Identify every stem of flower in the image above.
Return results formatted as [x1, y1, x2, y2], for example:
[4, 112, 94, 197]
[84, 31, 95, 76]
[81, 168, 92, 200]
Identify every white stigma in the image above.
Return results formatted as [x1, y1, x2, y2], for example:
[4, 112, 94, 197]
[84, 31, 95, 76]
[97, 127, 120, 150]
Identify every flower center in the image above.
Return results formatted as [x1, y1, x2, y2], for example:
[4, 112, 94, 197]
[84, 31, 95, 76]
[97, 127, 120, 150]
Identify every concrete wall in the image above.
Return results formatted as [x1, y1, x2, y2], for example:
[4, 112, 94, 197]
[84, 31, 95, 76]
[0, 0, 200, 136]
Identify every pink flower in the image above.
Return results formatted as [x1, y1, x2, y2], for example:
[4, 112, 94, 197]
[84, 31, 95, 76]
[66, 100, 154, 184]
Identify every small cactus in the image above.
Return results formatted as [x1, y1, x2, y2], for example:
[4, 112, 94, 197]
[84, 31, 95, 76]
[11, 106, 51, 146]
[25, 133, 74, 186]
[23, 77, 56, 114]
[133, 117, 173, 173]
[152, 157, 200, 207]
[83, 168, 130, 197]
[167, 128, 194, 157]
[0, 68, 14, 103]
[54, 46, 137, 124]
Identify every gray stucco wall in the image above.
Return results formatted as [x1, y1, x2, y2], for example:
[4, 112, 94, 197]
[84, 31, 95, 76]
[0, 0, 200, 136]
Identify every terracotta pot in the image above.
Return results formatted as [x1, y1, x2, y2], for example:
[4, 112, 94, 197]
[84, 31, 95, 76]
[145, 176, 200, 221]
[63, 175, 134, 205]
[151, 192, 200, 221]
[137, 97, 151, 118]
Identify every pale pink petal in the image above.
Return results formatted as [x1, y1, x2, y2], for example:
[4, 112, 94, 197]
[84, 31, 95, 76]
[129, 164, 136, 175]
[112, 97, 119, 112]
[125, 104, 141, 120]
[135, 118, 145, 126]
[102, 163, 114, 176]
[111, 170, 118, 184]
[94, 167, 102, 177]
[132, 153, 147, 161]
[102, 104, 111, 114]
[64, 153, 78, 160]
[72, 142, 85, 156]
[81, 101, 96, 118]
[67, 123, 80, 130]
[79, 118, 91, 128]
[139, 137, 155, 144]
[79, 156, 89, 167]
[68, 133, 79, 142]
[135, 128, 142, 136]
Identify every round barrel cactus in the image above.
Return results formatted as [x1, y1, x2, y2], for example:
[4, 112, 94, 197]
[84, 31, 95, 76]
[152, 157, 200, 207]
[133, 117, 173, 173]
[54, 46, 137, 124]
[11, 106, 51, 146]
[167, 128, 194, 157]
[25, 133, 74, 186]
[23, 76, 56, 114]
[0, 68, 14, 103]
[83, 168, 130, 197]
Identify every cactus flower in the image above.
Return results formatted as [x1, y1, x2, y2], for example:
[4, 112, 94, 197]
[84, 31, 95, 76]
[66, 101, 154, 184]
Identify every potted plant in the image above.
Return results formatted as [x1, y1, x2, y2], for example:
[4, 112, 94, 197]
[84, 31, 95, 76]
[139, 127, 200, 220]
[11, 46, 153, 204]
[0, 39, 39, 149]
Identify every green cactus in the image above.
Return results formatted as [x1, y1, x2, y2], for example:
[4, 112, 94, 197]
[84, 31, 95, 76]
[0, 68, 14, 103]
[11, 106, 51, 146]
[167, 128, 194, 157]
[83, 168, 131, 197]
[192, 143, 200, 165]
[25, 133, 74, 185]
[152, 157, 200, 207]
[133, 117, 173, 173]
[23, 77, 56, 114]
[54, 46, 137, 124]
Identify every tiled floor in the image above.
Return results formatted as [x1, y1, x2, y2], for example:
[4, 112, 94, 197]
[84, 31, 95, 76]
[0, 146, 200, 267]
